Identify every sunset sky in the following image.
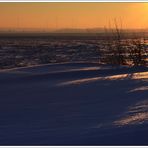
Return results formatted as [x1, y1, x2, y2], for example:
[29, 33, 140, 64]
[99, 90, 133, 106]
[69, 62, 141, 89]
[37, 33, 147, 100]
[0, 3, 148, 30]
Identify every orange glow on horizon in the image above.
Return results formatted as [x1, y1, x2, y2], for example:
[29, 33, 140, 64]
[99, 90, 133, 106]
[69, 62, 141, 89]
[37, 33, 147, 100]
[0, 3, 148, 30]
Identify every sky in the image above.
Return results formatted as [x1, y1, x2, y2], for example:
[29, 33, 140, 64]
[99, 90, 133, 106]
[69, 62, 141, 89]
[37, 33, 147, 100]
[0, 3, 148, 30]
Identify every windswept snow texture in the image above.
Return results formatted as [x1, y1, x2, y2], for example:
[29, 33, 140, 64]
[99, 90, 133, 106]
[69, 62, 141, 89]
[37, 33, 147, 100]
[0, 63, 148, 145]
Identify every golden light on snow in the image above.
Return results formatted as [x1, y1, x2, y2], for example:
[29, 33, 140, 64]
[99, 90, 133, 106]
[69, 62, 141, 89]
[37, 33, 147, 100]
[58, 77, 102, 86]
[114, 112, 148, 126]
[58, 72, 148, 86]
[114, 100, 148, 126]
[129, 86, 148, 92]
[107, 72, 148, 80]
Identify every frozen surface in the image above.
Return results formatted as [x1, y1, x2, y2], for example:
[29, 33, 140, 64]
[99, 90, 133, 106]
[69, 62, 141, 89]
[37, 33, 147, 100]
[0, 62, 148, 145]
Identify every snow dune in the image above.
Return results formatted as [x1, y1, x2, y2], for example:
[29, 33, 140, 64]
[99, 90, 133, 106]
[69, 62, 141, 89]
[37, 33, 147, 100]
[0, 62, 148, 145]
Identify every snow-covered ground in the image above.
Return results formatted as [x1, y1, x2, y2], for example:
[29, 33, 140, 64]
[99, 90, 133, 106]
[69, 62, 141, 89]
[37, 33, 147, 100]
[0, 62, 148, 145]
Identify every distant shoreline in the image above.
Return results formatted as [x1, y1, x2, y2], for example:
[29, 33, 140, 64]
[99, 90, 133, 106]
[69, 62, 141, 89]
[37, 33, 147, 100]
[0, 32, 147, 40]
